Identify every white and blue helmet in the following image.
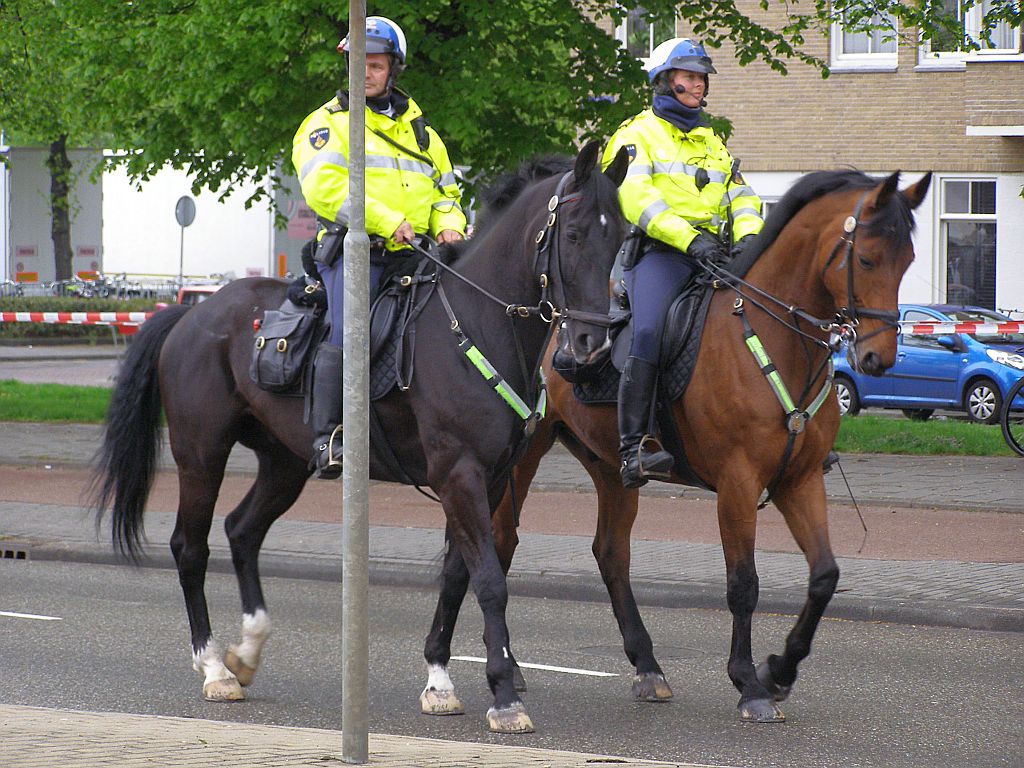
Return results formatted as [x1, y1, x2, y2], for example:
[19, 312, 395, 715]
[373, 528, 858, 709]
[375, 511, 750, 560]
[646, 38, 716, 83]
[338, 16, 408, 68]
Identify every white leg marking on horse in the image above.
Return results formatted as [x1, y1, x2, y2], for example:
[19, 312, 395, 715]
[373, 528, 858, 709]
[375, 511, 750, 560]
[233, 609, 271, 668]
[193, 640, 234, 683]
[425, 663, 455, 693]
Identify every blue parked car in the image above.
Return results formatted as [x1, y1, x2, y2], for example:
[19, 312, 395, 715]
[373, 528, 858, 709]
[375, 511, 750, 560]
[833, 304, 1024, 424]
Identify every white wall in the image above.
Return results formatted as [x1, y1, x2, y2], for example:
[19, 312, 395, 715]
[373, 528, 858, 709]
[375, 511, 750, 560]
[995, 175, 1024, 315]
[102, 162, 274, 280]
[1, 161, 9, 282]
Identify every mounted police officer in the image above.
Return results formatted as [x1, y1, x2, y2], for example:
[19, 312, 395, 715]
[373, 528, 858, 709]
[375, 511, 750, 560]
[602, 38, 764, 489]
[291, 16, 466, 479]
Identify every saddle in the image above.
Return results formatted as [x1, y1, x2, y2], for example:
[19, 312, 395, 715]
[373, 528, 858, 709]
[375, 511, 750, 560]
[554, 272, 718, 490]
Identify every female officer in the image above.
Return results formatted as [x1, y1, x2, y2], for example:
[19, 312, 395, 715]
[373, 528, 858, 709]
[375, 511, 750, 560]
[292, 16, 466, 478]
[602, 38, 764, 489]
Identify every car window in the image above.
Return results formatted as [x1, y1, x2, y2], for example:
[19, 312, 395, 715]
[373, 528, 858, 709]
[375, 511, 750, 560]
[902, 310, 946, 349]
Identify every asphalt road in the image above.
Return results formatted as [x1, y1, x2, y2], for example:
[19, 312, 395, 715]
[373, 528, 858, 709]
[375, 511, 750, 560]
[1, 559, 1020, 768]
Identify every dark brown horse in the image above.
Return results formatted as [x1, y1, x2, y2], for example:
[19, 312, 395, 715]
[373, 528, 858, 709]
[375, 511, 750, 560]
[430, 169, 932, 722]
[91, 141, 629, 734]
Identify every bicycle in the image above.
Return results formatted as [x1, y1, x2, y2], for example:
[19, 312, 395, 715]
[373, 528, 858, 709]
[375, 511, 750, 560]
[1000, 375, 1024, 457]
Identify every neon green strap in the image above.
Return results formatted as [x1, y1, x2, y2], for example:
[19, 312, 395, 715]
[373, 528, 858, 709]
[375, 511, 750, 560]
[459, 338, 539, 421]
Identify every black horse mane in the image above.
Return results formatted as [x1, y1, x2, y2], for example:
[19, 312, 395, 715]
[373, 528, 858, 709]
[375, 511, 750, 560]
[472, 155, 576, 236]
[732, 169, 916, 278]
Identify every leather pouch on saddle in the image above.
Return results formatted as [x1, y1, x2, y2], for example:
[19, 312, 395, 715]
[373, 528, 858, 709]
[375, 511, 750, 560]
[617, 225, 644, 271]
[249, 298, 326, 394]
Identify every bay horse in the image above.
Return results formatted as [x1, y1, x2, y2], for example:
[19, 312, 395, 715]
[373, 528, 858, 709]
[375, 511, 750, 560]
[432, 169, 932, 722]
[91, 140, 629, 734]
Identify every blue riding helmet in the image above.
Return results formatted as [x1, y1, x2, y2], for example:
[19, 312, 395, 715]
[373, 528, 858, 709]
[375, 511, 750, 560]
[338, 15, 408, 67]
[646, 38, 717, 82]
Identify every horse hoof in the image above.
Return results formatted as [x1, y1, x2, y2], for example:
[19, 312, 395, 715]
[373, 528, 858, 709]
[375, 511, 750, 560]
[513, 665, 528, 692]
[632, 672, 673, 701]
[203, 677, 245, 702]
[755, 661, 793, 702]
[225, 647, 258, 687]
[486, 702, 534, 734]
[420, 688, 465, 716]
[738, 698, 785, 723]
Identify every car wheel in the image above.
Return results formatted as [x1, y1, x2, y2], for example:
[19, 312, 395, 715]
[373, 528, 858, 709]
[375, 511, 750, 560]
[834, 376, 860, 416]
[965, 378, 1002, 424]
[901, 409, 934, 421]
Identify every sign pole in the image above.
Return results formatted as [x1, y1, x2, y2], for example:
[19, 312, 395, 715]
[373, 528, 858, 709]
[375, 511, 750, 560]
[174, 196, 196, 289]
[342, 2, 370, 763]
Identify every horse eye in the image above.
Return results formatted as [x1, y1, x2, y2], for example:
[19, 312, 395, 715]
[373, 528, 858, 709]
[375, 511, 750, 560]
[857, 255, 874, 270]
[566, 228, 580, 244]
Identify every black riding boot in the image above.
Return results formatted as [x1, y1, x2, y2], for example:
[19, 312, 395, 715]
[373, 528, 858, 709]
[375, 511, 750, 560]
[310, 342, 344, 480]
[618, 356, 674, 489]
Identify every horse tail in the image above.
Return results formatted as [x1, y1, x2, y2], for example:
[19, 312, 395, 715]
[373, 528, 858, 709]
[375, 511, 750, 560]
[90, 304, 189, 561]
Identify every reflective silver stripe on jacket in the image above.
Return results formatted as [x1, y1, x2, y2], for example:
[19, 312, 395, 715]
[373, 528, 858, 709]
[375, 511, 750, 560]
[721, 185, 757, 205]
[651, 161, 727, 183]
[432, 200, 463, 212]
[299, 151, 348, 182]
[638, 199, 670, 229]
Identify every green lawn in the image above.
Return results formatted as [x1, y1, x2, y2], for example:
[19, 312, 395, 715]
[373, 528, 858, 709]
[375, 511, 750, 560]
[0, 380, 1014, 456]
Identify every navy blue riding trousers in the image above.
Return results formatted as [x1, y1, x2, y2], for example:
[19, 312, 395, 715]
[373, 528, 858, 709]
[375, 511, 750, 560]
[624, 244, 697, 365]
[317, 257, 386, 348]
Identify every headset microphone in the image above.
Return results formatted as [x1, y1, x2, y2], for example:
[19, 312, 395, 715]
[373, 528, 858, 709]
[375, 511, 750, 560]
[674, 83, 707, 107]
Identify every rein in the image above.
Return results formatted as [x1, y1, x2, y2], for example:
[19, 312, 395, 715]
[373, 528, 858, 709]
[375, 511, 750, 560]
[405, 171, 598, 427]
[701, 190, 898, 506]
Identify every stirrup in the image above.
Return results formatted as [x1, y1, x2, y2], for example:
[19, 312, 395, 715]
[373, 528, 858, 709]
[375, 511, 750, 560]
[315, 424, 343, 479]
[637, 435, 673, 479]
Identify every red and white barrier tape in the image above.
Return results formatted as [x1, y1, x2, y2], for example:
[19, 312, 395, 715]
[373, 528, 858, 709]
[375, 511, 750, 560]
[898, 321, 1024, 336]
[0, 311, 154, 326]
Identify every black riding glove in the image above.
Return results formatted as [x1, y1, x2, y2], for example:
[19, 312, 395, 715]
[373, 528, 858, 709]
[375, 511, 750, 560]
[730, 234, 756, 262]
[685, 231, 728, 263]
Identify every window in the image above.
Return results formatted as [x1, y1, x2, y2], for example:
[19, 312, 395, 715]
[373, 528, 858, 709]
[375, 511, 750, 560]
[920, 0, 1021, 64]
[616, 6, 676, 66]
[831, 11, 898, 71]
[941, 179, 997, 309]
[902, 310, 946, 348]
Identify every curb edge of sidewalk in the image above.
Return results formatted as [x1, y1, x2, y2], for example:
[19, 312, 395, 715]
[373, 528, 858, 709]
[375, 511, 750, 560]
[11, 539, 1022, 635]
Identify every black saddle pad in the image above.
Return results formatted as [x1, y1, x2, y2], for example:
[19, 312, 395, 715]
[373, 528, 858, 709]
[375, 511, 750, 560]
[571, 278, 716, 406]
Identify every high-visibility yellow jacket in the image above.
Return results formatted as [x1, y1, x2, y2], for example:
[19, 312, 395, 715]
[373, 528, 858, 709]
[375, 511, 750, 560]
[602, 109, 763, 253]
[292, 91, 466, 252]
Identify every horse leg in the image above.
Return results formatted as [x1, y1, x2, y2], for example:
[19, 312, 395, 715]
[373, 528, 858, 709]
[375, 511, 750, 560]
[222, 444, 310, 688]
[421, 533, 471, 716]
[489, 418, 557, 694]
[716, 480, 785, 722]
[562, 435, 672, 702]
[169, 457, 244, 702]
[441, 464, 533, 734]
[755, 471, 839, 706]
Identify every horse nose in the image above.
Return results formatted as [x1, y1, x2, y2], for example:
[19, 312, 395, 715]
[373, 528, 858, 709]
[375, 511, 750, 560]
[859, 350, 886, 376]
[571, 327, 607, 362]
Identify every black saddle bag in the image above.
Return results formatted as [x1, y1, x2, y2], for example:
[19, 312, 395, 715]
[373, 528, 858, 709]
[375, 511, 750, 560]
[250, 298, 326, 393]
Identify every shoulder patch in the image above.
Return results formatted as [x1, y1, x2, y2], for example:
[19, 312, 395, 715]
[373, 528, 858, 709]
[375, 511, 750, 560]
[624, 144, 637, 161]
[732, 172, 746, 185]
[309, 127, 330, 150]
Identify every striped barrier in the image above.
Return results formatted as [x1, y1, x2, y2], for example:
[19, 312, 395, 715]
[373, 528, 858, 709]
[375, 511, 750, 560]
[897, 321, 1024, 335]
[0, 311, 154, 326]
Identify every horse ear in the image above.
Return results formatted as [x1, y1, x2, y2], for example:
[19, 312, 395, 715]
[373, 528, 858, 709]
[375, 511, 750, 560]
[868, 171, 902, 211]
[604, 146, 629, 187]
[573, 139, 601, 185]
[901, 172, 933, 211]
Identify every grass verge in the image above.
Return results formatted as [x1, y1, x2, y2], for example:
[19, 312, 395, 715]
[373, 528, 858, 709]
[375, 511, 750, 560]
[0, 380, 1015, 457]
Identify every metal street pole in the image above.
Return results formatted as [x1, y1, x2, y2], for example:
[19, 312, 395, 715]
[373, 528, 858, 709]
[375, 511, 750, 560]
[342, 1, 370, 763]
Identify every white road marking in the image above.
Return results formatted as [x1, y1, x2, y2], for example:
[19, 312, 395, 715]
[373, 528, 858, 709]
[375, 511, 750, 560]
[450, 655, 618, 677]
[0, 610, 63, 621]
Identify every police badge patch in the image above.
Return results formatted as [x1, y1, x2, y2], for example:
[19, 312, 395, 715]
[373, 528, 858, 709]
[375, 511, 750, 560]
[624, 143, 637, 161]
[309, 127, 330, 150]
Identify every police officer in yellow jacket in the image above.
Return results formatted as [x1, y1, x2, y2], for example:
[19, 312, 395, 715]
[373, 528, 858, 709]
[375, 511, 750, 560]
[292, 15, 466, 479]
[602, 38, 763, 489]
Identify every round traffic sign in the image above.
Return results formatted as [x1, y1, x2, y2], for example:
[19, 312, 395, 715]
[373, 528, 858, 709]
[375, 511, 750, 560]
[175, 196, 196, 227]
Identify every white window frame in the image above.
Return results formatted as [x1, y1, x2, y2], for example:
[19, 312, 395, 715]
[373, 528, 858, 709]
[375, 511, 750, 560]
[614, 5, 676, 69]
[829, 12, 899, 72]
[917, 0, 1023, 70]
[938, 177, 998, 306]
